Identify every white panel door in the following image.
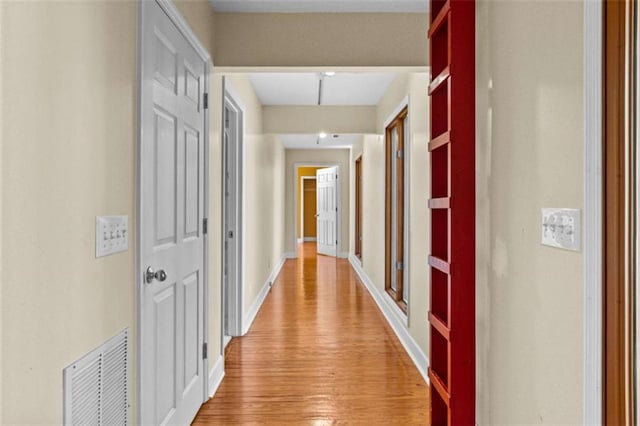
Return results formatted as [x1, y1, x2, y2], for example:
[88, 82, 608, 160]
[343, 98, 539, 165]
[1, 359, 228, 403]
[316, 167, 338, 257]
[140, 2, 206, 425]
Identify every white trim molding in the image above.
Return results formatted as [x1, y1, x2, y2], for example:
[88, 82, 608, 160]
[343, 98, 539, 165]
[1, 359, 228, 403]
[349, 255, 429, 383]
[242, 255, 287, 335]
[584, 0, 603, 424]
[208, 355, 225, 399]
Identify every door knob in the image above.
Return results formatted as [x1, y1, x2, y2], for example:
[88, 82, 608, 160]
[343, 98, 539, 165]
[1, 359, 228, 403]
[146, 266, 167, 284]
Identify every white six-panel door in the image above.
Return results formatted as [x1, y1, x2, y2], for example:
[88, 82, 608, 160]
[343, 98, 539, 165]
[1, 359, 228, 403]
[140, 2, 206, 424]
[316, 167, 338, 257]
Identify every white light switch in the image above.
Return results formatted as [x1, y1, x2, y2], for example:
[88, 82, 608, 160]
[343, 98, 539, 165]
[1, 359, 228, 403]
[541, 208, 581, 251]
[96, 215, 129, 258]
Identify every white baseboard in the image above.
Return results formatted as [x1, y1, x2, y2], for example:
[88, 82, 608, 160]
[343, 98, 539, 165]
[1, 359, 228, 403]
[338, 252, 349, 259]
[242, 255, 286, 335]
[284, 252, 296, 259]
[303, 237, 317, 242]
[297, 238, 304, 243]
[208, 355, 225, 398]
[349, 255, 429, 384]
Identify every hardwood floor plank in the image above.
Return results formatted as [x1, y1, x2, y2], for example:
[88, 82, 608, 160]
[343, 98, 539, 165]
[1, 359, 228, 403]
[193, 243, 429, 425]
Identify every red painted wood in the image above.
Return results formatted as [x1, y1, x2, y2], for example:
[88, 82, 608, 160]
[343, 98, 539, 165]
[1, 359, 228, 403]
[428, 0, 475, 424]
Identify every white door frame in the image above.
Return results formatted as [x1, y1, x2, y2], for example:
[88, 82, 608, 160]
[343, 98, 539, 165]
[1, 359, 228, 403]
[136, 1, 211, 423]
[221, 78, 245, 342]
[300, 176, 317, 242]
[583, 0, 603, 423]
[292, 163, 340, 258]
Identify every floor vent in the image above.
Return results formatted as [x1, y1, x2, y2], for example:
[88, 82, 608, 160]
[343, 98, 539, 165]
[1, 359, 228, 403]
[63, 328, 129, 425]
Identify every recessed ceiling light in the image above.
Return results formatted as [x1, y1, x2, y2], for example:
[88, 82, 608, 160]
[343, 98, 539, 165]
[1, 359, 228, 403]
[319, 132, 328, 139]
[323, 72, 336, 77]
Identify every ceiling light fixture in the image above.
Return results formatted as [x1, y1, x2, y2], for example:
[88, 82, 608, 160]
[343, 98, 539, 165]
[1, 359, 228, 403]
[323, 71, 336, 77]
[319, 132, 328, 139]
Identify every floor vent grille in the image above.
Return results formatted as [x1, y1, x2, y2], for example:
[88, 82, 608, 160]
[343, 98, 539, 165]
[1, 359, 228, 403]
[63, 328, 129, 425]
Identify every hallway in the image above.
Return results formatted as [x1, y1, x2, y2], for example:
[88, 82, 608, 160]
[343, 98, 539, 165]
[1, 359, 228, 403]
[193, 243, 429, 424]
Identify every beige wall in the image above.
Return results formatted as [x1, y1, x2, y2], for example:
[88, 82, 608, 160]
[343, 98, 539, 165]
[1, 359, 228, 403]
[263, 106, 377, 135]
[476, 1, 584, 424]
[1, 2, 136, 423]
[353, 73, 430, 358]
[0, 1, 218, 423]
[224, 75, 286, 316]
[213, 13, 428, 67]
[284, 149, 351, 256]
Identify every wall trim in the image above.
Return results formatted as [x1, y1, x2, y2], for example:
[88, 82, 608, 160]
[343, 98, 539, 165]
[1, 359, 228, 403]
[284, 252, 296, 259]
[584, 0, 603, 424]
[303, 237, 317, 242]
[208, 355, 225, 398]
[349, 255, 429, 383]
[242, 255, 286, 335]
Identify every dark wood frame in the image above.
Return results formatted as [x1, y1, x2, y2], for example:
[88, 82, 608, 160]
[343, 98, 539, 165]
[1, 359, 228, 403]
[355, 156, 363, 261]
[385, 107, 408, 312]
[604, 0, 634, 423]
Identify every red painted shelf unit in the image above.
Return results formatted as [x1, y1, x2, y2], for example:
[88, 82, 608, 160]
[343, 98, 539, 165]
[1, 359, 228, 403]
[427, 0, 475, 425]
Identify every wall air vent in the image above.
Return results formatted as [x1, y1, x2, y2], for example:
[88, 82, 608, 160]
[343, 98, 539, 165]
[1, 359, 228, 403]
[63, 328, 129, 425]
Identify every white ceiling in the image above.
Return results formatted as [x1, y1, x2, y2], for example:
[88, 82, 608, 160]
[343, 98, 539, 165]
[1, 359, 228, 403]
[279, 134, 360, 149]
[248, 73, 396, 106]
[210, 0, 427, 13]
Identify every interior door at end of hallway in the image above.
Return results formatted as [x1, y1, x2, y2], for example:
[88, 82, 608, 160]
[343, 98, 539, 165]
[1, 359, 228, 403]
[316, 167, 338, 257]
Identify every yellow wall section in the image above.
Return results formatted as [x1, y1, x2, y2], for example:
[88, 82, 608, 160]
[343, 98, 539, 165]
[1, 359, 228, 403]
[296, 167, 322, 239]
[303, 180, 317, 238]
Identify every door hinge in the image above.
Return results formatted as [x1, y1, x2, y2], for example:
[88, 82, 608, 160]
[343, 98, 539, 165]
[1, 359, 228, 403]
[335, 207, 338, 212]
[396, 149, 404, 159]
[203, 93, 209, 110]
[203, 218, 208, 235]
[228, 230, 234, 239]
[202, 342, 208, 360]
[396, 261, 404, 271]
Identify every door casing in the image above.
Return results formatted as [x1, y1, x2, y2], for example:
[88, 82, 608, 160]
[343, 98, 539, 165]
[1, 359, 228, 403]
[221, 78, 244, 340]
[136, 1, 211, 423]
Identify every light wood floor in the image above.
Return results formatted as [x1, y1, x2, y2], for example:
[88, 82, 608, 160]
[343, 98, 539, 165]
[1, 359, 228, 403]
[193, 243, 429, 425]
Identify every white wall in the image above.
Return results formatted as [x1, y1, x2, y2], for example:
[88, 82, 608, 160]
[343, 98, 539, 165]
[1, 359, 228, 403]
[476, 1, 584, 423]
[351, 72, 430, 358]
[224, 75, 286, 319]
[284, 149, 351, 256]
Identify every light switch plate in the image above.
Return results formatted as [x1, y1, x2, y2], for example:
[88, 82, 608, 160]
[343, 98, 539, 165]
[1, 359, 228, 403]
[541, 208, 581, 251]
[96, 215, 129, 258]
